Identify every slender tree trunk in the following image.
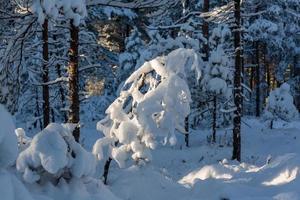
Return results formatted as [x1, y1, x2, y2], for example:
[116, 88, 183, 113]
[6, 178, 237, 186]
[266, 60, 271, 93]
[185, 116, 189, 147]
[255, 41, 260, 117]
[42, 19, 50, 128]
[240, 13, 244, 116]
[68, 20, 80, 142]
[232, 0, 242, 162]
[53, 34, 68, 122]
[202, 0, 209, 61]
[103, 157, 112, 185]
[34, 88, 42, 130]
[212, 96, 217, 143]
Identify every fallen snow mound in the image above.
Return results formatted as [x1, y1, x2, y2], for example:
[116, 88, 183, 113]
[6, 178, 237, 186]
[17, 123, 96, 183]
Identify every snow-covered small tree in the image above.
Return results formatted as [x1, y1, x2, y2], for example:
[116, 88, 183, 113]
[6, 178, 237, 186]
[200, 46, 233, 143]
[118, 28, 145, 82]
[17, 123, 96, 184]
[263, 83, 299, 128]
[93, 48, 202, 182]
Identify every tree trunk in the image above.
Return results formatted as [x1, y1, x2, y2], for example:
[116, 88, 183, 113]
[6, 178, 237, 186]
[68, 21, 80, 142]
[185, 116, 189, 147]
[202, 0, 209, 61]
[232, 0, 242, 162]
[212, 96, 217, 143]
[103, 157, 112, 185]
[42, 19, 50, 128]
[240, 13, 244, 116]
[255, 41, 260, 117]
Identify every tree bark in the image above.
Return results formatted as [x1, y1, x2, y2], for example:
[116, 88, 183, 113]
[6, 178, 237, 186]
[255, 41, 260, 117]
[185, 116, 189, 147]
[202, 0, 209, 61]
[232, 0, 242, 162]
[68, 21, 80, 142]
[212, 96, 217, 143]
[103, 157, 112, 185]
[42, 19, 50, 128]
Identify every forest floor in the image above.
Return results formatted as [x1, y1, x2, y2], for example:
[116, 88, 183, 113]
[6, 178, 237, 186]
[79, 117, 300, 200]
[13, 117, 300, 200]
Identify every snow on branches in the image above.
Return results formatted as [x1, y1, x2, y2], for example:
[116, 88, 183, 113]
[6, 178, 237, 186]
[31, 0, 87, 25]
[93, 48, 202, 168]
[263, 83, 299, 125]
[17, 123, 96, 183]
[201, 45, 233, 99]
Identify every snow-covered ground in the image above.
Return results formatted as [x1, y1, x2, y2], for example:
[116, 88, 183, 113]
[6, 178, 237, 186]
[8, 117, 300, 200]
[80, 118, 300, 200]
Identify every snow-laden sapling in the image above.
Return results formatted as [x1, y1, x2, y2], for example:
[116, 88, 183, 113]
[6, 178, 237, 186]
[200, 46, 233, 143]
[93, 48, 202, 184]
[17, 123, 96, 184]
[263, 83, 299, 128]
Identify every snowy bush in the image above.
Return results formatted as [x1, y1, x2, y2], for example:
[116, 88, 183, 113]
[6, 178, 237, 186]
[0, 104, 18, 168]
[17, 123, 96, 183]
[263, 83, 299, 126]
[93, 48, 202, 167]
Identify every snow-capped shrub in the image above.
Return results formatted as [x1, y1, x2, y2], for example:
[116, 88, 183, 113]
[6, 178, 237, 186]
[263, 83, 299, 126]
[17, 123, 96, 183]
[0, 104, 18, 168]
[93, 48, 202, 167]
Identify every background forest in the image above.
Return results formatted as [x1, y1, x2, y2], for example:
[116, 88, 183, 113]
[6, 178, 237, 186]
[0, 0, 300, 200]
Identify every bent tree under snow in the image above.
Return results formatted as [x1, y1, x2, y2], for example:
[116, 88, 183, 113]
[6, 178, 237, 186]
[93, 48, 203, 169]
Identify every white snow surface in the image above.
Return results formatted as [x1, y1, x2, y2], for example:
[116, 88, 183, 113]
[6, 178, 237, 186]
[6, 114, 300, 200]
[89, 117, 300, 200]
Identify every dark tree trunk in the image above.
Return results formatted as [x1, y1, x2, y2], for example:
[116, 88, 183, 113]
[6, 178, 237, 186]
[240, 13, 245, 116]
[202, 0, 209, 61]
[42, 19, 50, 128]
[103, 157, 112, 185]
[212, 96, 217, 143]
[185, 116, 189, 147]
[255, 41, 260, 117]
[68, 21, 80, 142]
[232, 0, 242, 162]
